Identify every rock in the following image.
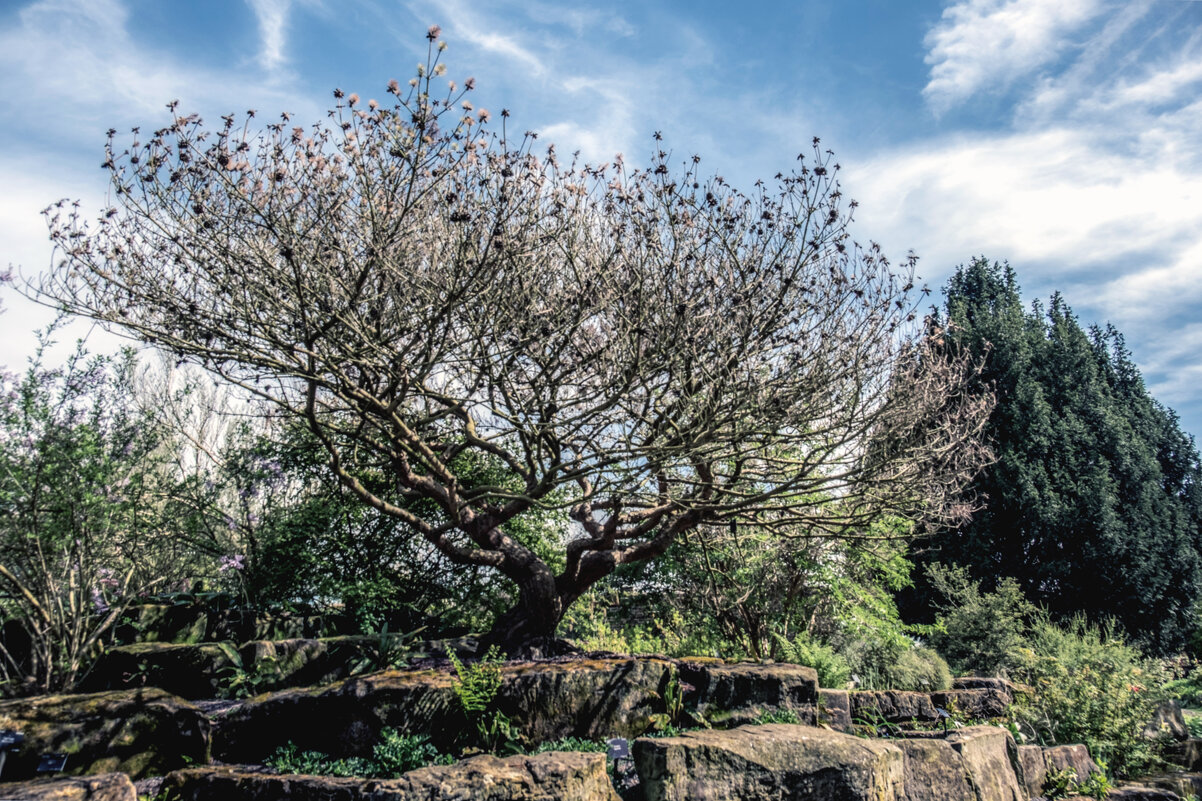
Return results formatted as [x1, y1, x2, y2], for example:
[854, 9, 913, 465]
[81, 642, 238, 699]
[849, 690, 938, 724]
[1144, 701, 1189, 742]
[1166, 738, 1202, 771]
[1017, 744, 1047, 800]
[1101, 787, 1185, 800]
[632, 723, 906, 801]
[680, 662, 818, 727]
[952, 677, 1015, 692]
[944, 725, 1024, 801]
[213, 657, 674, 762]
[1043, 743, 1102, 781]
[86, 634, 443, 700]
[930, 689, 1013, 720]
[848, 688, 1011, 728]
[160, 751, 618, 800]
[113, 604, 208, 645]
[895, 739, 975, 801]
[0, 773, 136, 801]
[0, 689, 210, 781]
[819, 689, 852, 731]
[1145, 773, 1202, 799]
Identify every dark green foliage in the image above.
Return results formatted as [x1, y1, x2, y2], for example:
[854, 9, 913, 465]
[909, 258, 1202, 653]
[754, 708, 804, 725]
[926, 563, 1035, 676]
[265, 729, 452, 778]
[771, 633, 852, 689]
[532, 737, 607, 754]
[219, 422, 567, 635]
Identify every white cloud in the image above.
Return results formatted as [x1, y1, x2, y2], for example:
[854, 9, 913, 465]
[923, 0, 1107, 114]
[248, 0, 292, 74]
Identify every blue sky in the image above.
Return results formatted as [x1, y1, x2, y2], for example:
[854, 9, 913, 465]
[1, 0, 1200, 437]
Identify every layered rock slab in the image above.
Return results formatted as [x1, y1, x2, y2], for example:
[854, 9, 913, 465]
[0, 689, 209, 781]
[632, 724, 906, 801]
[632, 723, 1027, 801]
[213, 658, 674, 762]
[160, 751, 618, 801]
[944, 726, 1025, 801]
[679, 662, 818, 726]
[0, 773, 136, 801]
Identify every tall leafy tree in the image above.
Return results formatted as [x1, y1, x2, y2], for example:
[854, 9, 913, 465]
[908, 258, 1202, 653]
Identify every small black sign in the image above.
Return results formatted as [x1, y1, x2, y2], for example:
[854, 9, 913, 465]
[37, 753, 68, 773]
[0, 731, 23, 750]
[606, 737, 630, 760]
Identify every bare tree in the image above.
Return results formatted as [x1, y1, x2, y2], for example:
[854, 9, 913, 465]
[36, 31, 992, 649]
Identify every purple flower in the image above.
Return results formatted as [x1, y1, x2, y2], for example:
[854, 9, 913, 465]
[218, 554, 246, 573]
[91, 587, 109, 613]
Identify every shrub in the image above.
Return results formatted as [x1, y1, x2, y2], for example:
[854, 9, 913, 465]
[265, 729, 451, 777]
[925, 562, 1034, 677]
[771, 632, 852, 689]
[1010, 614, 1166, 778]
[884, 646, 952, 692]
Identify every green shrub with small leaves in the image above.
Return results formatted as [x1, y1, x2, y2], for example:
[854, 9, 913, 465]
[265, 729, 451, 777]
[1010, 614, 1167, 778]
[883, 647, 952, 692]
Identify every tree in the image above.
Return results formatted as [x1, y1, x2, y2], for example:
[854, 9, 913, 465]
[35, 33, 991, 649]
[0, 332, 204, 693]
[909, 258, 1202, 653]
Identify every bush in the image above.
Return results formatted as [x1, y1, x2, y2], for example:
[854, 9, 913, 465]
[0, 334, 210, 694]
[771, 633, 852, 689]
[266, 729, 452, 777]
[1010, 614, 1166, 778]
[925, 562, 1035, 677]
[884, 647, 952, 692]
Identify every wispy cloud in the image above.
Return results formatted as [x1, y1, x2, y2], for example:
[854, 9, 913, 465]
[853, 0, 1202, 430]
[248, 0, 292, 74]
[922, 0, 1107, 114]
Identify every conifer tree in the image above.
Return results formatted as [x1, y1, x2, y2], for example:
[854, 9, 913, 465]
[911, 258, 1202, 653]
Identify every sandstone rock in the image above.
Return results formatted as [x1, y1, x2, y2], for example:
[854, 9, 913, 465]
[944, 725, 1024, 801]
[930, 689, 1013, 720]
[680, 662, 818, 727]
[819, 689, 852, 731]
[0, 689, 209, 781]
[112, 604, 208, 645]
[848, 688, 1010, 727]
[81, 642, 238, 699]
[1100, 787, 1185, 800]
[895, 738, 975, 801]
[1043, 743, 1101, 781]
[849, 690, 938, 724]
[160, 751, 618, 801]
[0, 772, 136, 801]
[1144, 701, 1189, 742]
[1166, 738, 1202, 771]
[213, 657, 674, 762]
[633, 723, 906, 801]
[1017, 744, 1047, 800]
[1145, 772, 1202, 799]
[953, 678, 1021, 696]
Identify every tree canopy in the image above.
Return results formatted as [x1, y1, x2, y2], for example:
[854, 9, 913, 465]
[35, 35, 991, 647]
[908, 258, 1202, 653]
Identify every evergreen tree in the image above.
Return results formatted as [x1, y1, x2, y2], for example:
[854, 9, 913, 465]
[908, 258, 1202, 653]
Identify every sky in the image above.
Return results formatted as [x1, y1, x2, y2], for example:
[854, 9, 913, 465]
[1, 0, 1200, 437]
